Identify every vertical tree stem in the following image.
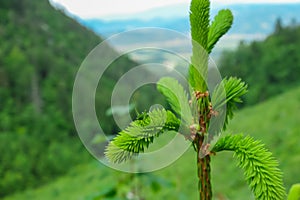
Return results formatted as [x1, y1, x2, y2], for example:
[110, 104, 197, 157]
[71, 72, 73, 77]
[196, 134, 212, 200]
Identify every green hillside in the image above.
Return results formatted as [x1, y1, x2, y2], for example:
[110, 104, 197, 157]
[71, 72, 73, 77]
[0, 0, 140, 196]
[5, 86, 300, 200]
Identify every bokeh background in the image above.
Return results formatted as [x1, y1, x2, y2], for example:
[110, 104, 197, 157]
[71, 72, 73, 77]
[1, 0, 300, 199]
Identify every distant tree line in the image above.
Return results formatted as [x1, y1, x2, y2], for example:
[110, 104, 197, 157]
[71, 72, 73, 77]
[219, 18, 300, 106]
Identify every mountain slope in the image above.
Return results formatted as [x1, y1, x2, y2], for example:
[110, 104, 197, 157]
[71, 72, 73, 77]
[0, 0, 138, 196]
[5, 86, 300, 199]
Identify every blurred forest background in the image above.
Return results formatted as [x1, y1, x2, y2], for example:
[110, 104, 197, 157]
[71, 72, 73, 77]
[0, 0, 299, 199]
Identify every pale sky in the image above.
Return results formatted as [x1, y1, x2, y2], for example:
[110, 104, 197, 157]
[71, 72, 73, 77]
[50, 0, 300, 19]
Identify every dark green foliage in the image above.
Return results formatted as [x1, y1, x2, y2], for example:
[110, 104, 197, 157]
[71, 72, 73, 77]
[213, 134, 286, 200]
[0, 0, 139, 197]
[219, 22, 300, 106]
[0, 106, 88, 196]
